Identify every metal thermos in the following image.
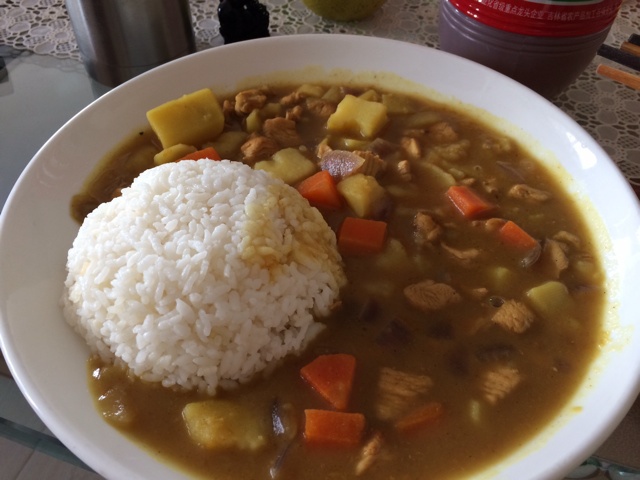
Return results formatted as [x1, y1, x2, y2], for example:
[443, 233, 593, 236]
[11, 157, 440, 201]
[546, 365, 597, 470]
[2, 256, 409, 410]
[65, 0, 196, 87]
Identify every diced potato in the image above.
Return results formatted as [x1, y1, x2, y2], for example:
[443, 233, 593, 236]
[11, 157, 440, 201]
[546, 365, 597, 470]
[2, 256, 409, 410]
[327, 94, 388, 139]
[297, 83, 325, 98]
[417, 163, 456, 188]
[382, 93, 419, 115]
[488, 266, 515, 292]
[146, 88, 225, 149]
[322, 85, 343, 104]
[260, 102, 284, 119]
[254, 147, 317, 185]
[526, 281, 573, 319]
[448, 168, 466, 180]
[358, 89, 380, 102]
[207, 131, 248, 160]
[385, 183, 421, 199]
[153, 143, 196, 165]
[573, 256, 601, 283]
[402, 110, 443, 129]
[182, 400, 268, 451]
[333, 137, 370, 151]
[337, 173, 387, 218]
[245, 109, 262, 134]
[375, 238, 412, 272]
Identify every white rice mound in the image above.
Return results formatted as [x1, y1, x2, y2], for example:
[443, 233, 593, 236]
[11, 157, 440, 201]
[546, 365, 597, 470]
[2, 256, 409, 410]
[62, 159, 346, 394]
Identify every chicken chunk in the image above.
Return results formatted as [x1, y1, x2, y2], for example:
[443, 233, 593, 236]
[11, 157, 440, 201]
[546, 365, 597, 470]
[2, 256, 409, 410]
[508, 184, 552, 203]
[222, 99, 236, 120]
[481, 366, 522, 405]
[376, 367, 433, 421]
[553, 230, 581, 249]
[401, 136, 421, 160]
[430, 139, 470, 162]
[355, 432, 384, 476]
[467, 287, 489, 300]
[235, 88, 268, 115]
[280, 90, 305, 107]
[542, 238, 570, 278]
[491, 299, 535, 333]
[240, 135, 280, 164]
[263, 117, 303, 147]
[306, 97, 336, 118]
[414, 211, 442, 245]
[472, 217, 507, 233]
[481, 177, 499, 196]
[429, 121, 459, 143]
[481, 135, 513, 154]
[397, 160, 412, 182]
[353, 150, 386, 177]
[403, 279, 461, 312]
[285, 105, 304, 122]
[441, 242, 481, 266]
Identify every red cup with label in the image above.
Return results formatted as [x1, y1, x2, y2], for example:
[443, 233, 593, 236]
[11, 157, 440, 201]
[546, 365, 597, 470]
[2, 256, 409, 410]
[438, 0, 623, 98]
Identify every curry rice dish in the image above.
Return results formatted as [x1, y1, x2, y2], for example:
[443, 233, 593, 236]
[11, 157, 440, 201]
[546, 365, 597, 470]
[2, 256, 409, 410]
[63, 81, 605, 479]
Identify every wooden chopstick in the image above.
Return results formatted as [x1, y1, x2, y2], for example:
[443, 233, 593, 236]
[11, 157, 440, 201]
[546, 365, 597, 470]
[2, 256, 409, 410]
[596, 64, 640, 91]
[596, 34, 640, 90]
[597, 44, 640, 72]
[628, 34, 640, 47]
[621, 41, 640, 58]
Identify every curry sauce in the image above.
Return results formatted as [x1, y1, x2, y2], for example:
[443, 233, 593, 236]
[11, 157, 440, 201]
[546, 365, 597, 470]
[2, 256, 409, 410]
[80, 83, 605, 479]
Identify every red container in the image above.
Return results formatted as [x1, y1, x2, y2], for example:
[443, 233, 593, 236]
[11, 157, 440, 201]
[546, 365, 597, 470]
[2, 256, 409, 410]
[438, 0, 623, 98]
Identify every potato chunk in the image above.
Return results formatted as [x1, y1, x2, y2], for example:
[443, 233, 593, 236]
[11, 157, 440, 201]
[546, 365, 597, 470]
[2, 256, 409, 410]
[327, 94, 388, 139]
[208, 131, 248, 160]
[526, 280, 573, 319]
[153, 143, 196, 165]
[254, 147, 316, 185]
[182, 400, 268, 451]
[337, 173, 387, 218]
[147, 88, 225, 149]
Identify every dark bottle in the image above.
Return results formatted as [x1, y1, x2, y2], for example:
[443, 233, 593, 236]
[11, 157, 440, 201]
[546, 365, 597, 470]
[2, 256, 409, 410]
[218, 0, 270, 44]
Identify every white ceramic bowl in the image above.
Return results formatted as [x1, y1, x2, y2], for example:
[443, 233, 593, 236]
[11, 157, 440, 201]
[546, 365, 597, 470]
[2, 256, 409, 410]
[1, 34, 640, 480]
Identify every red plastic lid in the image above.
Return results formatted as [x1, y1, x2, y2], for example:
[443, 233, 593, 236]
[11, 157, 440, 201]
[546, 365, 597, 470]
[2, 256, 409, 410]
[448, 0, 623, 37]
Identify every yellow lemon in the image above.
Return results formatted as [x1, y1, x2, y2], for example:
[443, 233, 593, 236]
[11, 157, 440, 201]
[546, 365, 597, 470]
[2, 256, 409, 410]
[302, 0, 387, 22]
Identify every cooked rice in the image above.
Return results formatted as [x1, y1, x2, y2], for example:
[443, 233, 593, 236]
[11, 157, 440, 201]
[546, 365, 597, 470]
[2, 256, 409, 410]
[62, 159, 346, 394]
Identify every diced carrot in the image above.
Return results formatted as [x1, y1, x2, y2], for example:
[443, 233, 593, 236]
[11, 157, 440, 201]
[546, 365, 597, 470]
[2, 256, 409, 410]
[301, 354, 356, 411]
[337, 217, 388, 255]
[499, 220, 538, 250]
[394, 401, 444, 433]
[297, 170, 342, 210]
[303, 409, 366, 447]
[446, 185, 496, 219]
[178, 146, 222, 161]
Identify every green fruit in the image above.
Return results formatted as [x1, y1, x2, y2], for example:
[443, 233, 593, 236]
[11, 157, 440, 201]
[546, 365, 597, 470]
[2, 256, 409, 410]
[302, 0, 387, 22]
